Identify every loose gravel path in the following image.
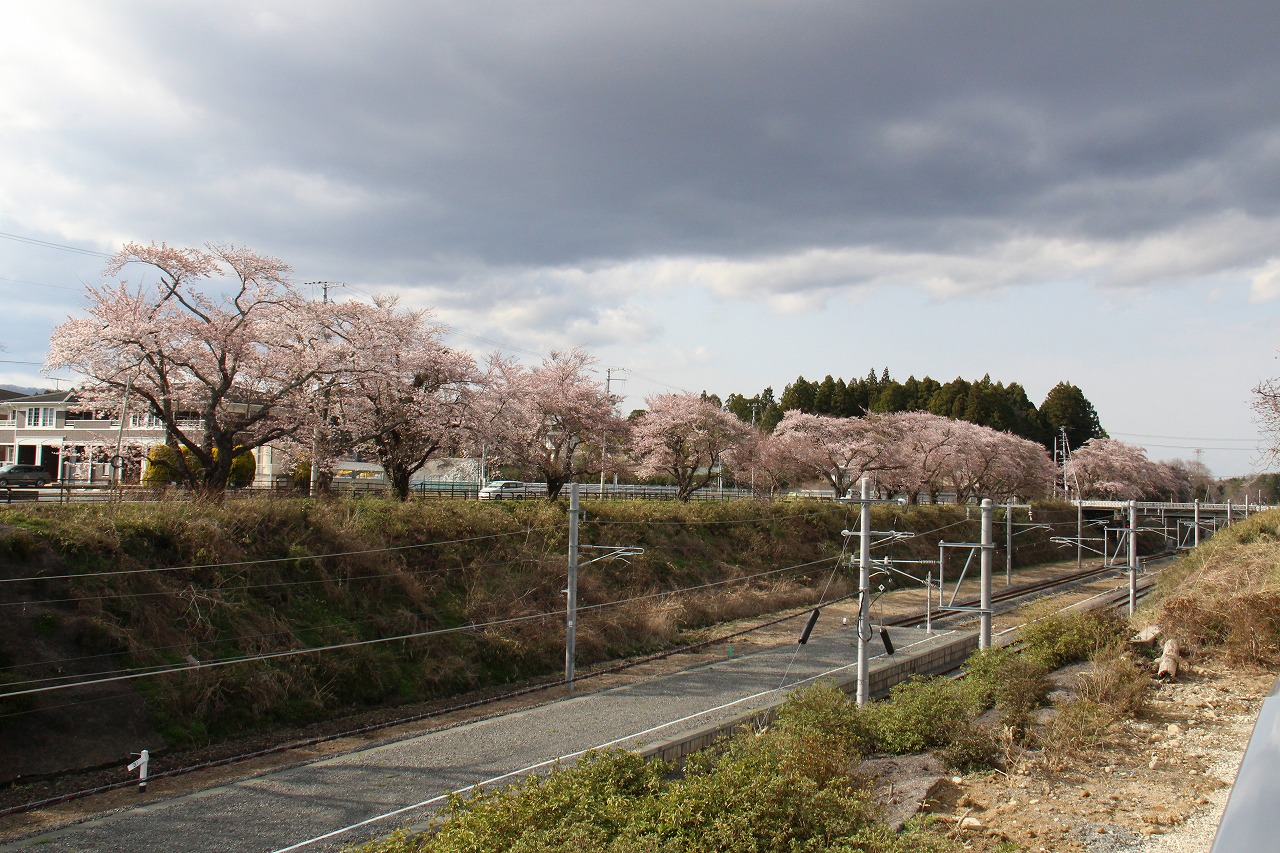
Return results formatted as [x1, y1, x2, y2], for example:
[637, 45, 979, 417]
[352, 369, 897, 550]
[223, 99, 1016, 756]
[0, 626, 949, 853]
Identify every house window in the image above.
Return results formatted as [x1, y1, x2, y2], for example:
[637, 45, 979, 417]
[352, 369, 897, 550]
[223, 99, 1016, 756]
[129, 412, 163, 429]
[25, 407, 56, 428]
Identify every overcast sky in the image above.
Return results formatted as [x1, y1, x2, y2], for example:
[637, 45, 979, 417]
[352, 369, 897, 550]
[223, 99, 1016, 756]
[3, 1, 1278, 477]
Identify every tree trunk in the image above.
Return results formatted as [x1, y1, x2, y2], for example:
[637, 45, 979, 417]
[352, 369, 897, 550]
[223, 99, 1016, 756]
[391, 468, 413, 502]
[1157, 639, 1181, 680]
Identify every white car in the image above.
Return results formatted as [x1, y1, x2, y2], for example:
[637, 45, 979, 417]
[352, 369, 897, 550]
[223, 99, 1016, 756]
[478, 480, 527, 500]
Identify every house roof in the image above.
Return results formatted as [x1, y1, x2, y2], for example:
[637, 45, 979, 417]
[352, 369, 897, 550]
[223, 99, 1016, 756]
[1, 390, 77, 405]
[0, 388, 27, 403]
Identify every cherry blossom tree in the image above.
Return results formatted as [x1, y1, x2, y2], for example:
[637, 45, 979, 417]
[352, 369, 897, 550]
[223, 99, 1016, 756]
[478, 348, 626, 500]
[732, 430, 801, 497]
[979, 429, 1058, 500]
[1254, 376, 1280, 464]
[867, 412, 1055, 503]
[935, 420, 1056, 503]
[876, 412, 963, 503]
[46, 242, 339, 494]
[325, 296, 479, 501]
[631, 393, 751, 500]
[772, 411, 902, 497]
[1065, 438, 1179, 499]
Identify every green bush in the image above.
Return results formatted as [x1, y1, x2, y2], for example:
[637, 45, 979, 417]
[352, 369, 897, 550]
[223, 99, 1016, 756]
[862, 676, 974, 754]
[962, 647, 1050, 720]
[1019, 609, 1128, 671]
[346, 684, 960, 853]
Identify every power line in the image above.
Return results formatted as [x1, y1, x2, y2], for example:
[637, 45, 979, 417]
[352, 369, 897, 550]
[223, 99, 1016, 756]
[0, 231, 113, 259]
[0, 525, 560, 585]
[0, 275, 79, 291]
[0, 609, 566, 699]
[586, 504, 849, 527]
[0, 551, 842, 695]
[1111, 431, 1258, 443]
[1138, 443, 1258, 451]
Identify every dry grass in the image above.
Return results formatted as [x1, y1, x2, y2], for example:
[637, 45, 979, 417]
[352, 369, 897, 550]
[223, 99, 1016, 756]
[1155, 511, 1280, 666]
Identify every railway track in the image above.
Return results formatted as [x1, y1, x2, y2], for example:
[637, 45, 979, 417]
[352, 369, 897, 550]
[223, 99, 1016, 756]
[0, 554, 1170, 821]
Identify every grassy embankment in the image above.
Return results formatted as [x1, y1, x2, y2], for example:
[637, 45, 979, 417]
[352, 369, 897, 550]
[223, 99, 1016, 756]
[0, 498, 1082, 757]
[344, 511, 1280, 853]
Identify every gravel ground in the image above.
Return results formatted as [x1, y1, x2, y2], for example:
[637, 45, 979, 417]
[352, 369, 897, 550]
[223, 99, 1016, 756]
[945, 664, 1272, 853]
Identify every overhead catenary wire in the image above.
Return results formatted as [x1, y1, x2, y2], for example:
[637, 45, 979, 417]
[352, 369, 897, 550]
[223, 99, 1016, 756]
[0, 609, 570, 699]
[0, 551, 560, 609]
[0, 524, 562, 585]
[0, 551, 845, 695]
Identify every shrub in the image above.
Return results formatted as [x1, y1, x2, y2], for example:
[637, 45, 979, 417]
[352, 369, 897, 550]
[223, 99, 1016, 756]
[862, 676, 974, 754]
[936, 723, 1001, 773]
[962, 647, 1049, 716]
[1019, 608, 1128, 671]
[1037, 698, 1115, 766]
[1076, 645, 1149, 716]
[141, 444, 256, 487]
[424, 750, 668, 852]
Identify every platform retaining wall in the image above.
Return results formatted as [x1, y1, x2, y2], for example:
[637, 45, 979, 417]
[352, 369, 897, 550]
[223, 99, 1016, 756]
[641, 629, 979, 765]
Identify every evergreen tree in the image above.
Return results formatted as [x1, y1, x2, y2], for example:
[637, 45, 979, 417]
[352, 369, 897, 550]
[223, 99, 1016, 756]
[1039, 382, 1107, 450]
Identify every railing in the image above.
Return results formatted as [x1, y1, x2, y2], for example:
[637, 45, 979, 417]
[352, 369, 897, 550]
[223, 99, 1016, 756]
[1210, 675, 1280, 852]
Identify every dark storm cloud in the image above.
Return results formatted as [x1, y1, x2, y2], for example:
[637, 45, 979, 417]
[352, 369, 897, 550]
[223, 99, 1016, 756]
[85, 0, 1278, 277]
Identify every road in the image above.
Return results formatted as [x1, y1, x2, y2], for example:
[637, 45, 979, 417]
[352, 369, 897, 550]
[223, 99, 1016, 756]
[0, 625, 924, 853]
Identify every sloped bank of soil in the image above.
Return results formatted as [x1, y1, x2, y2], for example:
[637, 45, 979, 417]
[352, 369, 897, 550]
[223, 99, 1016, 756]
[0, 498, 886, 783]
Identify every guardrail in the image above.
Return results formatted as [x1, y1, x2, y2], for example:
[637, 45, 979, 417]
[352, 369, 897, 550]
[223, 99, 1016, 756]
[1209, 675, 1280, 852]
[0, 481, 761, 504]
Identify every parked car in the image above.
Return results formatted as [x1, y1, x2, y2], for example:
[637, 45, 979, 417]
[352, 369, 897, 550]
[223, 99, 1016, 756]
[478, 480, 527, 500]
[0, 464, 52, 487]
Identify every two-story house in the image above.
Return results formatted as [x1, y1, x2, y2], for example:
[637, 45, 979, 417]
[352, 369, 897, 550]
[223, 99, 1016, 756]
[0, 390, 279, 486]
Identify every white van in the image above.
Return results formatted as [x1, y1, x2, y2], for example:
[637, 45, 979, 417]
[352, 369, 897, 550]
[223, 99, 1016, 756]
[478, 480, 527, 500]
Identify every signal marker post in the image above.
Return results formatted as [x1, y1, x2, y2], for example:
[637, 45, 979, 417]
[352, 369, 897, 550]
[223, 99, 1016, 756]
[127, 749, 149, 793]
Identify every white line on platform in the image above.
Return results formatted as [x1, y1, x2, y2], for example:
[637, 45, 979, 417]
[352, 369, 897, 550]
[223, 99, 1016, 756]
[271, 633, 951, 852]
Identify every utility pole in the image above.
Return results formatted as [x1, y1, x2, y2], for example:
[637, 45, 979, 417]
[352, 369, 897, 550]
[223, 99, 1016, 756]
[1193, 499, 1201, 548]
[306, 282, 343, 497]
[1001, 502, 1032, 586]
[600, 368, 623, 494]
[563, 483, 640, 691]
[857, 478, 872, 705]
[839, 477, 904, 706]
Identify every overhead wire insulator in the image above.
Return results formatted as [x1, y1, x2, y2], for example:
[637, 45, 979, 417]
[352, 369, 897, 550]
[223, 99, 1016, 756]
[798, 608, 820, 645]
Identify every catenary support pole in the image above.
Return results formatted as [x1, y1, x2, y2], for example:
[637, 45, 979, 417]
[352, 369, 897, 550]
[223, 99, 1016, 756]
[925, 571, 932, 634]
[565, 484, 580, 690]
[1128, 499, 1138, 616]
[1076, 501, 1083, 572]
[1194, 499, 1201, 548]
[937, 541, 945, 608]
[1226, 499, 1233, 527]
[980, 498, 993, 650]
[857, 477, 872, 706]
[1005, 503, 1013, 586]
